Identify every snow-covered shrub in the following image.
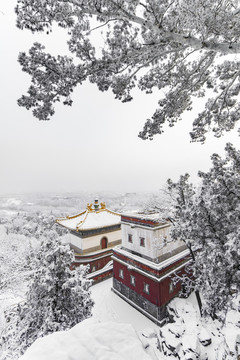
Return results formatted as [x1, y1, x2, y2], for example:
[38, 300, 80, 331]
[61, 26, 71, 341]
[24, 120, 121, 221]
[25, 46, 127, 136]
[6, 212, 68, 239]
[1, 237, 94, 360]
[0, 225, 37, 291]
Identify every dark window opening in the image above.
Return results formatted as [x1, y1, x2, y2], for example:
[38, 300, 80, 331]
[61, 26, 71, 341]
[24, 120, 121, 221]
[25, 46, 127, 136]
[140, 237, 145, 247]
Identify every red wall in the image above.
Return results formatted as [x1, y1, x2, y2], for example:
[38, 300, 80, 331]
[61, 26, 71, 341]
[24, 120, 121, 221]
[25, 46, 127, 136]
[113, 254, 189, 307]
[72, 253, 112, 272]
[90, 269, 113, 284]
[115, 250, 190, 279]
[159, 277, 182, 306]
[113, 260, 160, 305]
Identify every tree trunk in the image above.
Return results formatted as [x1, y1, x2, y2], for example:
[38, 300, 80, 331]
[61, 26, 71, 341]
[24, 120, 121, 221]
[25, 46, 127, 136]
[188, 244, 203, 317]
[194, 289, 203, 317]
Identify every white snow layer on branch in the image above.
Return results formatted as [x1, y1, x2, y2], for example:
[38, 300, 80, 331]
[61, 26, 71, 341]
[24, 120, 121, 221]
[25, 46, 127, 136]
[15, 0, 240, 142]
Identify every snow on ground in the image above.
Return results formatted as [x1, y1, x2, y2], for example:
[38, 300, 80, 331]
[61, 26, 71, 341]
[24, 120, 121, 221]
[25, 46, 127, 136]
[0, 210, 18, 217]
[91, 278, 159, 331]
[160, 295, 240, 360]
[17, 279, 205, 360]
[4, 277, 240, 360]
[75, 281, 240, 359]
[4, 198, 22, 207]
[19, 278, 161, 360]
[20, 319, 152, 360]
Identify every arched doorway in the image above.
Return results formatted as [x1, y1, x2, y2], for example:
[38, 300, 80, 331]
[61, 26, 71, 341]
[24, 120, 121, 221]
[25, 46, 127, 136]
[101, 237, 108, 249]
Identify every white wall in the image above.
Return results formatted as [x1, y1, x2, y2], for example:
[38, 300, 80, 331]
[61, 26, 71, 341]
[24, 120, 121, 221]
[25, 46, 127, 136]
[82, 229, 121, 252]
[70, 229, 121, 253]
[70, 233, 83, 251]
[121, 223, 184, 260]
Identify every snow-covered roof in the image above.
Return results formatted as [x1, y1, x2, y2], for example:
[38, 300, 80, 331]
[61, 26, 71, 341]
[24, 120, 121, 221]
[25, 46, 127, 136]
[121, 211, 169, 227]
[56, 200, 121, 231]
[114, 246, 190, 271]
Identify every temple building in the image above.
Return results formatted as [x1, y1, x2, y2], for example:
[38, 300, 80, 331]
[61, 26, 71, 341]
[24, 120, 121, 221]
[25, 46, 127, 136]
[112, 213, 190, 326]
[56, 200, 121, 282]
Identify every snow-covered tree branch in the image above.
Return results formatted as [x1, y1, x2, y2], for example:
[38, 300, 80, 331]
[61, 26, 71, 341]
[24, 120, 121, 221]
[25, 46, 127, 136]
[15, 0, 240, 142]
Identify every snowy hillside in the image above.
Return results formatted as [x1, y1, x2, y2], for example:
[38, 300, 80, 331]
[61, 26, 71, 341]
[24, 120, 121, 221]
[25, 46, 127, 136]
[1, 194, 239, 360]
[18, 279, 240, 360]
[19, 320, 152, 360]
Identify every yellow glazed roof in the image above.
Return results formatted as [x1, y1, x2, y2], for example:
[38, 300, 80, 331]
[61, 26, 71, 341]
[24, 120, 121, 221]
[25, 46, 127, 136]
[56, 201, 121, 231]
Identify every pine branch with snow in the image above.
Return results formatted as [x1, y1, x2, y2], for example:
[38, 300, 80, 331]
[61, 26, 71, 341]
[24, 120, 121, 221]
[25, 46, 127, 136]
[15, 0, 240, 142]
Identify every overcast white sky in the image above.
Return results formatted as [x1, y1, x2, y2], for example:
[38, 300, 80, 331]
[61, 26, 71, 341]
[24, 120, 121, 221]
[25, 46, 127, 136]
[0, 1, 239, 195]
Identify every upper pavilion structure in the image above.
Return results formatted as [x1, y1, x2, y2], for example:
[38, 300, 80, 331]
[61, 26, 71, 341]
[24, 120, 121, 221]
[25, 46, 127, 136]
[56, 200, 121, 282]
[57, 200, 121, 235]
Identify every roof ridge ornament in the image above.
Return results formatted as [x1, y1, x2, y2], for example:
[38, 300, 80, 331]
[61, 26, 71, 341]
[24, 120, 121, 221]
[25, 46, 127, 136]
[100, 202, 106, 210]
[94, 199, 99, 211]
[87, 203, 94, 212]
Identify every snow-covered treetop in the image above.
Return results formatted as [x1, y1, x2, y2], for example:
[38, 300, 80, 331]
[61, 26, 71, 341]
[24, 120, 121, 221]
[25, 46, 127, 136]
[15, 0, 240, 142]
[168, 143, 240, 319]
